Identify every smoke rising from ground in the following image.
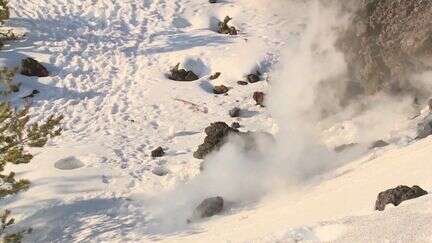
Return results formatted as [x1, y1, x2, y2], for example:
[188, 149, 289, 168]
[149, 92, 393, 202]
[144, 0, 429, 231]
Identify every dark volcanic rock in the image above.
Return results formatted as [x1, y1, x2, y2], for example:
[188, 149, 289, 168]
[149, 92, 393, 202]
[193, 122, 275, 160]
[369, 140, 389, 149]
[334, 143, 357, 153]
[375, 185, 428, 211]
[21, 58, 49, 77]
[229, 107, 241, 118]
[213, 85, 229, 95]
[209, 72, 221, 80]
[193, 122, 238, 159]
[416, 118, 432, 139]
[151, 147, 165, 157]
[218, 16, 238, 35]
[22, 89, 40, 99]
[231, 122, 241, 129]
[339, 0, 432, 95]
[247, 73, 260, 83]
[192, 196, 224, 219]
[168, 63, 199, 81]
[253, 92, 265, 106]
[184, 71, 199, 81]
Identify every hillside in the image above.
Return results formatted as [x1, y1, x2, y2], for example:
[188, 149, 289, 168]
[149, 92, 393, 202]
[0, 0, 431, 242]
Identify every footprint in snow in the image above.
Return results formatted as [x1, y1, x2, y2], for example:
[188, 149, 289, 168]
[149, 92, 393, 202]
[102, 175, 112, 184]
[54, 156, 85, 170]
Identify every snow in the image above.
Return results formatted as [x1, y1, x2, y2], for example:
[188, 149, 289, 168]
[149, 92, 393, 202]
[1, 0, 432, 242]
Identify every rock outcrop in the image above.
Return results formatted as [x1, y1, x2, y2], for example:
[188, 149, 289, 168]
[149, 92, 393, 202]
[339, 0, 432, 95]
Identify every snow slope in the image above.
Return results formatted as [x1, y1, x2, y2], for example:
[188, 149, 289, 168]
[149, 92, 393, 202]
[0, 0, 431, 242]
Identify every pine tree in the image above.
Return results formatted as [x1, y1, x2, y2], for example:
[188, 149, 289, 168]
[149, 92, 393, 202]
[0, 0, 8, 24]
[0, 209, 32, 243]
[0, 103, 63, 197]
[0, 2, 58, 241]
[0, 103, 62, 242]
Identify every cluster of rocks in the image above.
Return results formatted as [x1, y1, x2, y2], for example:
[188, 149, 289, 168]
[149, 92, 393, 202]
[190, 196, 224, 221]
[217, 16, 238, 35]
[170, 1, 270, 221]
[236, 71, 262, 86]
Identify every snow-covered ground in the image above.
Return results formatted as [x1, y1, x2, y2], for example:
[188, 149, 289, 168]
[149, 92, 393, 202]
[1, 0, 432, 242]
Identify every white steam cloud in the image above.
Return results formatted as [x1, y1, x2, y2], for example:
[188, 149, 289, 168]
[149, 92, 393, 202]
[142, 0, 428, 233]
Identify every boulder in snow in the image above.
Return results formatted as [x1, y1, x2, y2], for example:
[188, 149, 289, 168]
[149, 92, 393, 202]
[192, 196, 224, 219]
[253, 91, 265, 106]
[231, 122, 241, 129]
[209, 72, 221, 80]
[21, 58, 49, 77]
[229, 107, 241, 118]
[237, 80, 248, 86]
[218, 16, 238, 35]
[369, 140, 389, 149]
[193, 122, 238, 159]
[213, 85, 229, 95]
[193, 122, 275, 160]
[375, 185, 428, 211]
[151, 147, 165, 158]
[247, 71, 261, 83]
[168, 63, 199, 81]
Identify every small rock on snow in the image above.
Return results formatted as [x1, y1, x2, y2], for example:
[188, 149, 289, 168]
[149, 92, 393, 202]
[151, 147, 165, 157]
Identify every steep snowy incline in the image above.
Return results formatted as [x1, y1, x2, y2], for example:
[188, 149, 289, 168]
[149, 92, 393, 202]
[156, 136, 432, 242]
[2, 0, 432, 242]
[1, 0, 306, 242]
